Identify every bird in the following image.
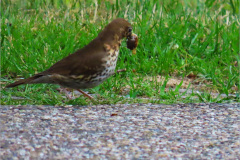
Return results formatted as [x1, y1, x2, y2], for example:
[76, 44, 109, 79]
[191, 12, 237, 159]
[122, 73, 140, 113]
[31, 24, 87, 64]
[6, 18, 138, 100]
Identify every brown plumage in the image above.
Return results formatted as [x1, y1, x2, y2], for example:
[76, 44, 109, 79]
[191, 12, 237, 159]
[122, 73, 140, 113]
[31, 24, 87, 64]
[6, 18, 138, 99]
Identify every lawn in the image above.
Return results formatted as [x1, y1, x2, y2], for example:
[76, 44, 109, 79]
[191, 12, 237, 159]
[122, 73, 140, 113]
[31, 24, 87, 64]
[1, 0, 239, 105]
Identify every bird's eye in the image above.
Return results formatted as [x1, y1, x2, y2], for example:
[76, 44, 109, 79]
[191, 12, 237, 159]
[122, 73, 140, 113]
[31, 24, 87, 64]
[128, 28, 132, 32]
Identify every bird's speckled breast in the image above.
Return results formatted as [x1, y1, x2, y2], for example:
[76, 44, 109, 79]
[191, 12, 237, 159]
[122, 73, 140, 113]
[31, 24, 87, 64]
[102, 43, 120, 72]
[89, 43, 120, 83]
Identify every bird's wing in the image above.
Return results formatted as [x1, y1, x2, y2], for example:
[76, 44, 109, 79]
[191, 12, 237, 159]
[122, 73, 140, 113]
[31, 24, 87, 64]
[41, 44, 106, 77]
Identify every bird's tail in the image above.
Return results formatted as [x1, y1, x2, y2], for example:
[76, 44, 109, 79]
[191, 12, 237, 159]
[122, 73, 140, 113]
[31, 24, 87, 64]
[5, 75, 42, 88]
[6, 79, 27, 88]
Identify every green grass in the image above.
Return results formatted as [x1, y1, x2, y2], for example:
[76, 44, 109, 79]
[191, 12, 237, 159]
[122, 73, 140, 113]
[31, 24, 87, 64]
[1, 0, 239, 105]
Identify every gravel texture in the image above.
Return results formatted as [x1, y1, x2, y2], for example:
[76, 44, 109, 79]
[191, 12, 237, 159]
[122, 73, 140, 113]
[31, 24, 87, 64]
[0, 103, 239, 159]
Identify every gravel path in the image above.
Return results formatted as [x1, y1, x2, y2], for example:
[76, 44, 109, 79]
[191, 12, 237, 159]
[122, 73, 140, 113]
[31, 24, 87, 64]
[0, 103, 239, 159]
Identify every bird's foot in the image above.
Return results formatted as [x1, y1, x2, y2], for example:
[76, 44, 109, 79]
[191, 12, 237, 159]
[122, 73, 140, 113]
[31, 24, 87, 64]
[57, 87, 74, 99]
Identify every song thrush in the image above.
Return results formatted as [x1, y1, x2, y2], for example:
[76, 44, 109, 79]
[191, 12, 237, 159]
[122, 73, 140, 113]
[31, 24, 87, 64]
[6, 18, 138, 99]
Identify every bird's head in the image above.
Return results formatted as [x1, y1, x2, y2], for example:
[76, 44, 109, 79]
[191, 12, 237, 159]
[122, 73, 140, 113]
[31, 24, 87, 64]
[100, 18, 138, 54]
[102, 18, 133, 39]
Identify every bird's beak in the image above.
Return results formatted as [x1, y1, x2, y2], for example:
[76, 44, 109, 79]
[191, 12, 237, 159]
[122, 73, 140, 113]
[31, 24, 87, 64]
[127, 33, 138, 54]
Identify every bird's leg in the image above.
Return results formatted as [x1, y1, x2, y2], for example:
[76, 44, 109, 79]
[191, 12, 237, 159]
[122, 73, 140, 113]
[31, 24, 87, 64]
[64, 88, 74, 99]
[76, 89, 94, 100]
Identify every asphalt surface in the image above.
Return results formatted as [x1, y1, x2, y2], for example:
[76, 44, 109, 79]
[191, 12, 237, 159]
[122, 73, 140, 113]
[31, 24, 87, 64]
[0, 103, 239, 159]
